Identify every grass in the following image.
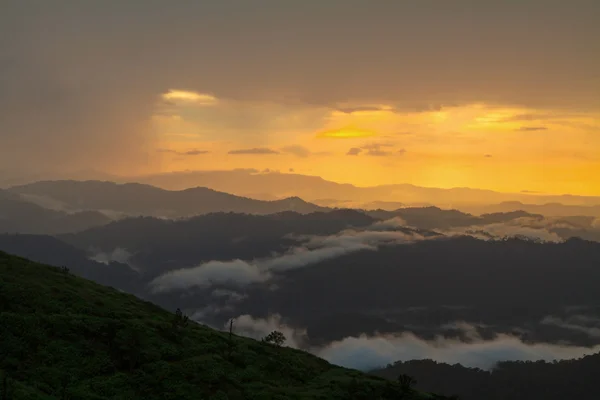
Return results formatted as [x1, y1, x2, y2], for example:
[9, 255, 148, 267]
[0, 251, 448, 399]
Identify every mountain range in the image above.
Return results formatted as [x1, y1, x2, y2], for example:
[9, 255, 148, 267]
[8, 180, 327, 219]
[124, 170, 600, 209]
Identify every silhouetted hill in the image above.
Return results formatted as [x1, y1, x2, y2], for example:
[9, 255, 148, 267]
[0, 234, 138, 292]
[466, 201, 600, 217]
[0, 251, 448, 399]
[126, 169, 600, 209]
[365, 207, 544, 230]
[0, 189, 111, 234]
[9, 180, 328, 218]
[59, 211, 377, 278]
[371, 355, 600, 400]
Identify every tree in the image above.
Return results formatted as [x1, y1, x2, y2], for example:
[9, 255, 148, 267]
[172, 308, 189, 329]
[262, 331, 286, 347]
[227, 318, 235, 360]
[397, 373, 417, 393]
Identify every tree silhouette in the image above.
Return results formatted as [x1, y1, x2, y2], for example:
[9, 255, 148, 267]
[262, 331, 286, 346]
[397, 373, 417, 393]
[172, 308, 189, 329]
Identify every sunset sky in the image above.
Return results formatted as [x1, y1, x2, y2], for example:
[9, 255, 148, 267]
[1, 1, 599, 195]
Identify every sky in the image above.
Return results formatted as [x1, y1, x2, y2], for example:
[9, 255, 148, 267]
[1, 1, 599, 195]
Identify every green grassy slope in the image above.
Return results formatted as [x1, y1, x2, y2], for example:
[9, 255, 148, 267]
[0, 251, 447, 399]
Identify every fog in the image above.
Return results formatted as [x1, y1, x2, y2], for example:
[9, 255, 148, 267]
[149, 227, 421, 292]
[226, 315, 600, 371]
[317, 331, 600, 371]
[89, 247, 133, 266]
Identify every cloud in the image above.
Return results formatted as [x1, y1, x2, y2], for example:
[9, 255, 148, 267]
[228, 147, 280, 155]
[515, 126, 548, 131]
[161, 90, 218, 106]
[158, 148, 210, 156]
[280, 145, 311, 158]
[484, 154, 493, 158]
[444, 220, 564, 243]
[541, 315, 600, 338]
[316, 331, 600, 371]
[149, 226, 424, 293]
[336, 106, 390, 114]
[370, 217, 409, 231]
[223, 313, 600, 372]
[365, 149, 391, 156]
[149, 259, 270, 292]
[89, 248, 134, 267]
[211, 289, 248, 303]
[346, 142, 401, 157]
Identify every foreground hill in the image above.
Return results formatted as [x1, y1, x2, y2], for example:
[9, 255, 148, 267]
[0, 251, 449, 399]
[9, 180, 327, 218]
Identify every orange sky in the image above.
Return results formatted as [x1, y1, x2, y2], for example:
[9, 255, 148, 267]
[152, 91, 600, 195]
[2, 1, 599, 195]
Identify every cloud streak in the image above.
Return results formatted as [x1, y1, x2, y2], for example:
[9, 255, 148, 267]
[228, 148, 280, 155]
[280, 145, 311, 158]
[158, 149, 210, 156]
[515, 126, 548, 131]
[149, 225, 423, 293]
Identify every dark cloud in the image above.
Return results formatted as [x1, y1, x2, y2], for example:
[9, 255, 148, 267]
[362, 142, 395, 151]
[397, 149, 407, 155]
[515, 126, 548, 131]
[228, 148, 280, 155]
[484, 154, 493, 158]
[363, 142, 394, 156]
[280, 145, 310, 158]
[158, 149, 210, 156]
[347, 143, 402, 157]
[366, 149, 391, 156]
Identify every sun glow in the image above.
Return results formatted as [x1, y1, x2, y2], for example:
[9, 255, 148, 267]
[316, 127, 376, 139]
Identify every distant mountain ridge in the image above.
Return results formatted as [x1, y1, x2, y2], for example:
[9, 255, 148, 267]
[9, 180, 328, 218]
[5, 170, 600, 216]
[0, 188, 111, 234]
[123, 170, 600, 208]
